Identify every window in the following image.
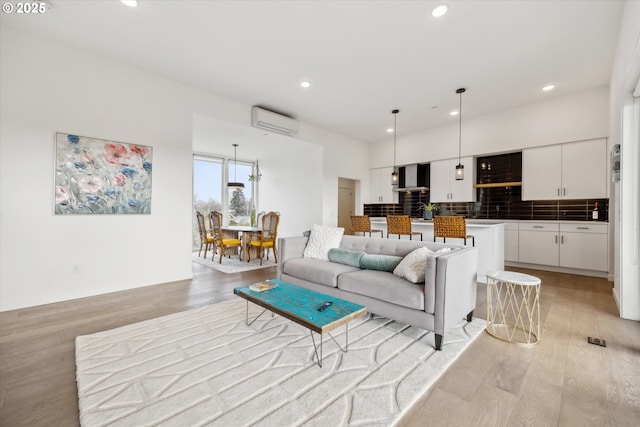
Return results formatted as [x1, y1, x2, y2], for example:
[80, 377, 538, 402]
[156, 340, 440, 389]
[227, 161, 254, 226]
[193, 156, 223, 249]
[193, 155, 256, 250]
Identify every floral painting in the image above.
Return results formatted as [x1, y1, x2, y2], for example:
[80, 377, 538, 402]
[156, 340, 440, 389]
[54, 133, 152, 214]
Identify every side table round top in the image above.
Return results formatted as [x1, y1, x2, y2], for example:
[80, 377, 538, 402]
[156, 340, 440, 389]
[486, 270, 541, 286]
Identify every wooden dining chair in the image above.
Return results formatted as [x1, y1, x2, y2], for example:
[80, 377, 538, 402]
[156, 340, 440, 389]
[350, 215, 383, 237]
[248, 211, 280, 265]
[208, 211, 242, 263]
[195, 211, 214, 258]
[386, 215, 423, 240]
[433, 215, 475, 246]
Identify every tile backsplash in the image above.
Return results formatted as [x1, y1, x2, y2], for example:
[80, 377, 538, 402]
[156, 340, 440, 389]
[366, 190, 609, 222]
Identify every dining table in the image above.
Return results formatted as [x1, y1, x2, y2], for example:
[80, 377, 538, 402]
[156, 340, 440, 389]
[221, 225, 261, 262]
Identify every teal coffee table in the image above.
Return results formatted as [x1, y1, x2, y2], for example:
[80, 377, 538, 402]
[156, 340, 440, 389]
[234, 280, 367, 367]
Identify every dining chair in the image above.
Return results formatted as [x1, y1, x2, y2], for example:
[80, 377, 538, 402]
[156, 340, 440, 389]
[195, 211, 214, 258]
[386, 215, 423, 240]
[433, 215, 475, 246]
[248, 211, 280, 265]
[208, 211, 242, 263]
[350, 215, 383, 237]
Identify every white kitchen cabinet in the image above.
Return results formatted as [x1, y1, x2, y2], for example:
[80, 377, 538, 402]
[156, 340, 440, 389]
[429, 157, 475, 203]
[522, 139, 607, 200]
[516, 221, 608, 272]
[518, 222, 560, 266]
[369, 167, 396, 203]
[504, 223, 519, 262]
[559, 223, 608, 271]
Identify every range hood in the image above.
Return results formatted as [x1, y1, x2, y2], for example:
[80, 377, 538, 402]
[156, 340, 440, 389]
[393, 163, 429, 192]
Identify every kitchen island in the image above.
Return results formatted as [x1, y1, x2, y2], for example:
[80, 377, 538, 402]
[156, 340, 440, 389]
[370, 218, 504, 283]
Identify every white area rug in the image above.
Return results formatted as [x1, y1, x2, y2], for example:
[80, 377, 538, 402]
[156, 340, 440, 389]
[76, 298, 485, 426]
[192, 251, 276, 273]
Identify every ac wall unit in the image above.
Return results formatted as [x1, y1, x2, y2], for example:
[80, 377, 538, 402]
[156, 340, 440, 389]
[251, 107, 299, 136]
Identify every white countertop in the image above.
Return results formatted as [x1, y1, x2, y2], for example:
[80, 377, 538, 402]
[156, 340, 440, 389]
[369, 218, 608, 225]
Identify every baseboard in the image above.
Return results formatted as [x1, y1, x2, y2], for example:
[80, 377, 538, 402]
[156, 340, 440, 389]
[504, 261, 609, 279]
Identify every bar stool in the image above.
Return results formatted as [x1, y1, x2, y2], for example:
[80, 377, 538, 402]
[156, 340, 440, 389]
[386, 215, 423, 240]
[486, 271, 541, 345]
[350, 215, 383, 237]
[433, 215, 475, 246]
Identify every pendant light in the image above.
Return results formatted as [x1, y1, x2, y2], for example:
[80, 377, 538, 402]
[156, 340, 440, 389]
[391, 109, 399, 186]
[227, 144, 245, 189]
[455, 88, 466, 180]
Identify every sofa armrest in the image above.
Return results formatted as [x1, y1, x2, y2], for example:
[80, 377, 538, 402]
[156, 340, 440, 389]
[277, 236, 309, 278]
[433, 247, 478, 335]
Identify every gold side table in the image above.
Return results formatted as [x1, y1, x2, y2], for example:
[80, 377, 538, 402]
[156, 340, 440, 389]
[486, 271, 541, 346]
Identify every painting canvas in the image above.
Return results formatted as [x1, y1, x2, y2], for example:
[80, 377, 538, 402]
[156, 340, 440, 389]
[54, 133, 153, 214]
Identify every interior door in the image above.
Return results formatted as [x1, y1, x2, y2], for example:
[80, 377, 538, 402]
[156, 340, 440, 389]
[338, 179, 355, 234]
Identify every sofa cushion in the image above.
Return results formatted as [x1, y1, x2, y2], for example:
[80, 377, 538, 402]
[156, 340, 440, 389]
[393, 247, 431, 283]
[303, 224, 344, 261]
[282, 258, 360, 288]
[337, 270, 425, 311]
[328, 248, 365, 267]
[359, 253, 403, 272]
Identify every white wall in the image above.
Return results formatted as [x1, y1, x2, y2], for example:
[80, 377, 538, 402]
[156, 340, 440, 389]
[609, 0, 640, 320]
[0, 26, 193, 311]
[309, 126, 371, 225]
[258, 144, 324, 236]
[0, 26, 369, 311]
[369, 86, 609, 168]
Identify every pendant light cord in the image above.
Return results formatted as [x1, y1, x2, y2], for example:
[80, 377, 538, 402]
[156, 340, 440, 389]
[458, 91, 462, 165]
[456, 88, 465, 165]
[393, 112, 397, 167]
[233, 143, 238, 182]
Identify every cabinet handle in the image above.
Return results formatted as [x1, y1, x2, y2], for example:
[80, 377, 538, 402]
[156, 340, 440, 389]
[555, 235, 558, 244]
[563, 188, 566, 196]
[577, 227, 589, 230]
[533, 225, 544, 229]
[561, 235, 565, 244]
[557, 188, 560, 196]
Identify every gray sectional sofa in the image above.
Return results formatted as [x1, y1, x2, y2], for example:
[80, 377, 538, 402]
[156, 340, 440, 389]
[277, 235, 478, 350]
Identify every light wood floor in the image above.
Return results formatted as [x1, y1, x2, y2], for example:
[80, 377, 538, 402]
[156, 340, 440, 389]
[1, 263, 638, 426]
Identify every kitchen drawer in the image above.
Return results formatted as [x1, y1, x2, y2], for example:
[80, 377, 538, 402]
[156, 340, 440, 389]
[519, 222, 559, 232]
[560, 223, 608, 234]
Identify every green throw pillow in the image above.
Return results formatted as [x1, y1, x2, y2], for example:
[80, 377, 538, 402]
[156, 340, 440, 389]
[360, 253, 403, 272]
[328, 248, 365, 267]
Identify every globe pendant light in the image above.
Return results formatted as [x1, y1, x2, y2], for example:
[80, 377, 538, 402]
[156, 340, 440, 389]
[455, 88, 465, 180]
[391, 109, 399, 186]
[227, 144, 245, 189]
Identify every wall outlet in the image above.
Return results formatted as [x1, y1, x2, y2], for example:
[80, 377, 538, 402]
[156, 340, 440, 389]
[588, 337, 606, 347]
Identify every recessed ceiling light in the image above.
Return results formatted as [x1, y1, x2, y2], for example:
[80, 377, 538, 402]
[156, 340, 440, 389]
[300, 81, 311, 88]
[450, 110, 459, 116]
[121, 0, 138, 7]
[432, 4, 448, 18]
[542, 85, 555, 91]
[387, 128, 394, 133]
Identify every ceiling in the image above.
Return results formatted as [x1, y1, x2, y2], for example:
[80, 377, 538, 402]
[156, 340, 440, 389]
[1, 0, 625, 143]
